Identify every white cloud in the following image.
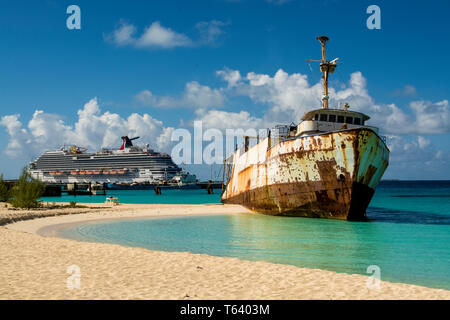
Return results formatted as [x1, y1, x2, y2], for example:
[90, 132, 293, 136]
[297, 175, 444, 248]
[135, 81, 225, 109]
[104, 21, 191, 49]
[409, 100, 450, 134]
[105, 20, 229, 49]
[135, 90, 157, 106]
[0, 98, 175, 160]
[216, 68, 242, 88]
[135, 67, 449, 138]
[0, 114, 34, 158]
[135, 67, 449, 140]
[157, 127, 175, 151]
[392, 85, 418, 97]
[136, 22, 192, 49]
[3, 69, 448, 180]
[246, 69, 322, 123]
[195, 109, 265, 131]
[195, 20, 230, 46]
[417, 136, 430, 149]
[213, 68, 450, 135]
[214, 68, 324, 125]
[384, 134, 449, 178]
[184, 81, 225, 109]
[105, 21, 137, 46]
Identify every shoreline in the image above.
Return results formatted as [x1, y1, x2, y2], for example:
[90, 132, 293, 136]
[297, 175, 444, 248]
[6, 203, 244, 235]
[36, 206, 244, 238]
[1, 203, 449, 299]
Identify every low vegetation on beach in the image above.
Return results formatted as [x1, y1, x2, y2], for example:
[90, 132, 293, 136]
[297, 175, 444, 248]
[9, 168, 45, 209]
[0, 174, 9, 202]
[0, 168, 45, 209]
[0, 168, 87, 210]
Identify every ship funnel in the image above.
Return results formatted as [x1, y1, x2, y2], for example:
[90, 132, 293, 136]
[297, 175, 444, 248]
[120, 136, 140, 150]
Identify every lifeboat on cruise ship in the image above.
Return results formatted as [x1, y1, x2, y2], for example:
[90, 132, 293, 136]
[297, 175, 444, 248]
[54, 172, 63, 175]
[117, 169, 127, 174]
[110, 170, 118, 174]
[93, 170, 101, 174]
[70, 171, 78, 175]
[49, 172, 57, 175]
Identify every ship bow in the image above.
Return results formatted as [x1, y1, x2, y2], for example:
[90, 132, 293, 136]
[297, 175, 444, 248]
[347, 129, 389, 220]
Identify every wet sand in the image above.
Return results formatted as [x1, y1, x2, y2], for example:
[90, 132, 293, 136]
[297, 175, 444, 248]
[1, 203, 449, 300]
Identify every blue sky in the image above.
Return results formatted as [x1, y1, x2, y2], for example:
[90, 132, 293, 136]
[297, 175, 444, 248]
[0, 0, 449, 180]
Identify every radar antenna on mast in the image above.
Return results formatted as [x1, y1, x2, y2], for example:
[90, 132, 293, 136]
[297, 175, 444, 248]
[307, 36, 342, 109]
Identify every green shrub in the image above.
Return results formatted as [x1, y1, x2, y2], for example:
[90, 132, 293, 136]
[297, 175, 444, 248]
[0, 174, 10, 202]
[69, 201, 77, 208]
[10, 167, 45, 209]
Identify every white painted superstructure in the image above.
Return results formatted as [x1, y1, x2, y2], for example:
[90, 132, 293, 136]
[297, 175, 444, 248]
[29, 137, 183, 184]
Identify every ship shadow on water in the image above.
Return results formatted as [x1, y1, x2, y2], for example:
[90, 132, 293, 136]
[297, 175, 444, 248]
[366, 206, 450, 225]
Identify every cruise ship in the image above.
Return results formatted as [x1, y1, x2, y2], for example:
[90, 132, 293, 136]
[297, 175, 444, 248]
[29, 136, 184, 184]
[221, 36, 389, 220]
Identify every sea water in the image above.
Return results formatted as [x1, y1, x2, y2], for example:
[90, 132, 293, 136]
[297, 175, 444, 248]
[41, 188, 222, 205]
[54, 181, 450, 290]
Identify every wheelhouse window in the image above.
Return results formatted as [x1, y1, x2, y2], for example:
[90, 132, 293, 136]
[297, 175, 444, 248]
[354, 117, 361, 125]
[337, 115, 345, 123]
[314, 114, 319, 121]
[319, 114, 328, 121]
[345, 117, 353, 124]
[328, 114, 336, 122]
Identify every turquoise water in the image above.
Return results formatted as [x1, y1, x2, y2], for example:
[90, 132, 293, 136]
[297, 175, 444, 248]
[41, 188, 222, 205]
[55, 181, 450, 290]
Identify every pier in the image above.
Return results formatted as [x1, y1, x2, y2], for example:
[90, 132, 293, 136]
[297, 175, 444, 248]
[43, 182, 107, 197]
[2, 180, 107, 197]
[196, 181, 222, 189]
[6, 179, 222, 198]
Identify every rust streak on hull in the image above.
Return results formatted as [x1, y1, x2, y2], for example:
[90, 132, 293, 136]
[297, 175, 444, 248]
[221, 128, 389, 220]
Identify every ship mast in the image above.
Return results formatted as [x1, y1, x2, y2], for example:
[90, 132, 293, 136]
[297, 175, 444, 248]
[308, 35, 340, 109]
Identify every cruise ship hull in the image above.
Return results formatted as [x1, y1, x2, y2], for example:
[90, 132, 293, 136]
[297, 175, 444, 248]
[221, 128, 389, 220]
[29, 150, 182, 184]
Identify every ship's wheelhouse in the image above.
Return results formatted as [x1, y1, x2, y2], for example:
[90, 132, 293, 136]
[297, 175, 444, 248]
[297, 108, 375, 136]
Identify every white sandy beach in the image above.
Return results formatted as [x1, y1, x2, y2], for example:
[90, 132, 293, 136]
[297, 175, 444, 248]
[1, 202, 449, 300]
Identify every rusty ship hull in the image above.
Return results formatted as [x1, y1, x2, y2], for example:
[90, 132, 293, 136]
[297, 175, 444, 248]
[221, 128, 389, 220]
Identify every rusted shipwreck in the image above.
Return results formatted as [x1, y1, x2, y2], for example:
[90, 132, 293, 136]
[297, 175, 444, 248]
[221, 36, 389, 220]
